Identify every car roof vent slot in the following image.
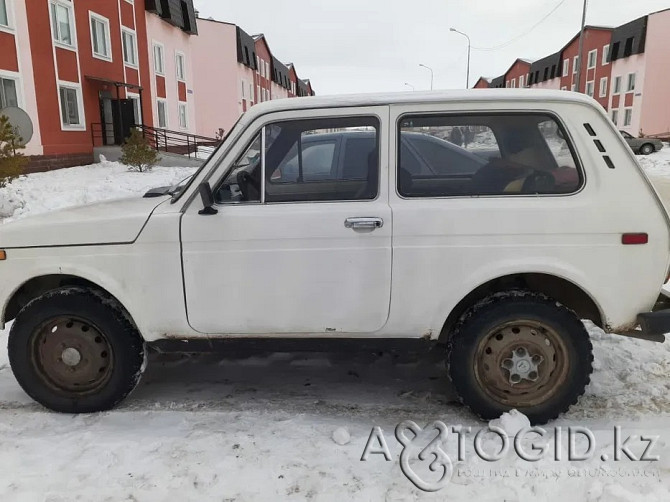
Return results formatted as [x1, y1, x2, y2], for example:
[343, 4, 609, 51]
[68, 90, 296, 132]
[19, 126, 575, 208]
[603, 155, 615, 169]
[584, 123, 597, 137]
[594, 140, 606, 153]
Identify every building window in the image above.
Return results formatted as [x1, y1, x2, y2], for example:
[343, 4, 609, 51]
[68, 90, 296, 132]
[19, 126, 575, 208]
[59, 85, 81, 127]
[0, 0, 9, 28]
[613, 76, 621, 95]
[586, 81, 594, 97]
[599, 77, 608, 98]
[249, 83, 253, 103]
[153, 43, 164, 75]
[50, 1, 74, 47]
[0, 76, 18, 108]
[612, 110, 619, 125]
[265, 62, 270, 79]
[624, 108, 632, 126]
[176, 52, 186, 81]
[571, 83, 576, 92]
[626, 73, 636, 92]
[587, 49, 597, 69]
[255, 56, 259, 71]
[122, 29, 138, 67]
[519, 75, 524, 88]
[178, 103, 187, 129]
[602, 44, 610, 65]
[511, 79, 516, 88]
[562, 59, 569, 77]
[157, 99, 167, 128]
[573, 56, 579, 74]
[90, 13, 111, 61]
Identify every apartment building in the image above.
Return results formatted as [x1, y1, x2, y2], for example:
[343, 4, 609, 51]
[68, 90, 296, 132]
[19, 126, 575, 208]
[474, 8, 670, 137]
[0, 0, 315, 171]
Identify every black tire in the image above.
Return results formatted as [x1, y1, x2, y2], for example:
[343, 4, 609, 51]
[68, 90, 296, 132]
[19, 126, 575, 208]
[640, 143, 655, 155]
[447, 290, 593, 425]
[8, 287, 145, 413]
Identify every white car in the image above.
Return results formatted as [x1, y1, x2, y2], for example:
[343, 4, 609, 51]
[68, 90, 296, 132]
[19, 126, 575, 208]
[2, 90, 669, 424]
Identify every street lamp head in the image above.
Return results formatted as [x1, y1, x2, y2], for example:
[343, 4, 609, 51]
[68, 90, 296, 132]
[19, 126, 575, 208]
[449, 27, 456, 32]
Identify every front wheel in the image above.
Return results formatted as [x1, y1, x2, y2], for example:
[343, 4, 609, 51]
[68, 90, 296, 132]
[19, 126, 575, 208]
[8, 287, 145, 413]
[447, 291, 593, 424]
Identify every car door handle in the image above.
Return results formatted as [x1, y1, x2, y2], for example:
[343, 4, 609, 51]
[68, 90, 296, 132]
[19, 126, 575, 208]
[344, 217, 384, 230]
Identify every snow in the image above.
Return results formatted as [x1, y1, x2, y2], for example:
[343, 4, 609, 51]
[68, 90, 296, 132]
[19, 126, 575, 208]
[2, 158, 670, 499]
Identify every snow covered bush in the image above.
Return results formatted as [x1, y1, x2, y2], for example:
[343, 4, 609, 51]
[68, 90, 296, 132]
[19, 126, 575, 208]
[0, 114, 28, 188]
[120, 128, 159, 173]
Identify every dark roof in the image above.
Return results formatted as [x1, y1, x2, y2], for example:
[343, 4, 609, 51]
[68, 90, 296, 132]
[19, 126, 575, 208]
[490, 75, 505, 88]
[236, 27, 257, 70]
[529, 50, 562, 85]
[271, 57, 291, 90]
[610, 16, 647, 62]
[297, 79, 310, 96]
[145, 0, 198, 34]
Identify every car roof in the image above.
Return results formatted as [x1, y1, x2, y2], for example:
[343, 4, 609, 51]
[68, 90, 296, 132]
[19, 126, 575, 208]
[239, 89, 599, 126]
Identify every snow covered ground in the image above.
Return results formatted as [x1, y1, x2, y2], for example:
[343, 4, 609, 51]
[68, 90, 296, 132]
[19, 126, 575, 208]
[1, 153, 670, 500]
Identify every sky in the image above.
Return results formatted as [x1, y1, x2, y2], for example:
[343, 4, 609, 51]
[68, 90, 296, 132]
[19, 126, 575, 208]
[193, 0, 670, 95]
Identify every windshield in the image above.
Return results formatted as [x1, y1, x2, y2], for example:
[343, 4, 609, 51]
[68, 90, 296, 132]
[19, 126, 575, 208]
[170, 113, 246, 203]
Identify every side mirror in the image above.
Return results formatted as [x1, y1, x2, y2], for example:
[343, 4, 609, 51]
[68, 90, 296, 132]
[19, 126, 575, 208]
[198, 182, 218, 215]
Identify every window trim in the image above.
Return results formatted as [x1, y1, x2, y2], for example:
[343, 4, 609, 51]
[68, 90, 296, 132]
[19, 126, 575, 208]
[156, 98, 168, 129]
[623, 107, 633, 127]
[586, 80, 595, 97]
[599, 77, 608, 98]
[0, 0, 13, 32]
[178, 102, 188, 129]
[573, 56, 579, 74]
[50, 0, 76, 50]
[153, 41, 165, 76]
[175, 51, 186, 82]
[122, 28, 138, 68]
[0, 70, 22, 109]
[394, 110, 586, 200]
[611, 109, 619, 126]
[613, 75, 621, 95]
[626, 72, 636, 93]
[587, 49, 597, 69]
[57, 81, 85, 131]
[562, 59, 569, 77]
[89, 12, 112, 62]
[602, 44, 610, 65]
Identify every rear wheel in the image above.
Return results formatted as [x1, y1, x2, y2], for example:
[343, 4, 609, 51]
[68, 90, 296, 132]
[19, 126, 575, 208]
[640, 143, 655, 155]
[447, 291, 593, 424]
[8, 287, 145, 413]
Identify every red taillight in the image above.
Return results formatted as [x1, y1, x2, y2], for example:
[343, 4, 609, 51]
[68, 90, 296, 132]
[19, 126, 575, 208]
[622, 233, 649, 245]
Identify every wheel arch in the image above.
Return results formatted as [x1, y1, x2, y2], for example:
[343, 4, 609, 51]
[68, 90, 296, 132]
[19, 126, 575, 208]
[3, 274, 138, 332]
[437, 272, 604, 343]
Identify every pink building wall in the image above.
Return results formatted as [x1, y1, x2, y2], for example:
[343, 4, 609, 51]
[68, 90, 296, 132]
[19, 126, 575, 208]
[146, 12, 197, 134]
[608, 54, 646, 134]
[532, 78, 561, 90]
[192, 19, 244, 139]
[639, 10, 670, 136]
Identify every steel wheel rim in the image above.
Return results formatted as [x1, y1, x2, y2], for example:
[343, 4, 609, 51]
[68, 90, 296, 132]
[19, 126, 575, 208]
[31, 316, 114, 395]
[474, 320, 569, 407]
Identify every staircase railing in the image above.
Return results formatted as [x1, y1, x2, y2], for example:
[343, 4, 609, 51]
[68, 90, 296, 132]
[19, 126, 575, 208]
[138, 125, 221, 159]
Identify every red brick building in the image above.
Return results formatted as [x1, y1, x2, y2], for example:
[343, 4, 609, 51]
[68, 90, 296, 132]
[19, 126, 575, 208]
[504, 59, 532, 88]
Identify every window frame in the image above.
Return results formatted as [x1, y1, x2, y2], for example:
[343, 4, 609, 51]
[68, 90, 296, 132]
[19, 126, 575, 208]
[176, 51, 186, 82]
[127, 91, 142, 126]
[585, 80, 594, 97]
[613, 76, 621, 95]
[623, 108, 633, 127]
[0, 0, 12, 31]
[178, 102, 188, 129]
[599, 77, 608, 98]
[0, 72, 21, 109]
[573, 56, 579, 74]
[602, 44, 610, 65]
[153, 41, 165, 75]
[626, 72, 636, 92]
[57, 82, 85, 130]
[122, 28, 138, 67]
[50, 0, 76, 49]
[395, 110, 585, 200]
[156, 98, 168, 129]
[89, 12, 112, 62]
[612, 110, 619, 125]
[562, 59, 569, 77]
[587, 49, 597, 69]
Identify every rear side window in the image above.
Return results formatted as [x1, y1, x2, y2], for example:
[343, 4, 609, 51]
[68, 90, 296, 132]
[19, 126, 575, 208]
[398, 114, 582, 197]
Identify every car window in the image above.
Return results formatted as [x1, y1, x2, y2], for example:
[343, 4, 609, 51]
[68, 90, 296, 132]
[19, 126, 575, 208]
[398, 114, 582, 197]
[215, 133, 262, 203]
[620, 131, 633, 139]
[404, 134, 485, 175]
[273, 141, 337, 183]
[264, 117, 379, 203]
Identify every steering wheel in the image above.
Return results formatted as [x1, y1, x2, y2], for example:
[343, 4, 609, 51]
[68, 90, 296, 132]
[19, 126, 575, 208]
[522, 169, 556, 193]
[236, 171, 260, 201]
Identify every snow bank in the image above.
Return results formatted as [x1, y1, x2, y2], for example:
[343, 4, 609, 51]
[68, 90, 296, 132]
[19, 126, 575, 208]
[0, 160, 197, 222]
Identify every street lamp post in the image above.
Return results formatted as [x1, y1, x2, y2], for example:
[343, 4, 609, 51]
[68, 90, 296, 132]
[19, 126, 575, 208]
[419, 64, 434, 90]
[404, 82, 415, 91]
[450, 28, 471, 89]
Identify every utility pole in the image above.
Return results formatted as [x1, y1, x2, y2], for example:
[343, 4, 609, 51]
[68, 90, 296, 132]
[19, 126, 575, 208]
[575, 0, 588, 93]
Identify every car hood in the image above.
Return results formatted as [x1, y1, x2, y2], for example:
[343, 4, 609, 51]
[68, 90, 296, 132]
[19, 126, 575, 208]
[0, 196, 169, 249]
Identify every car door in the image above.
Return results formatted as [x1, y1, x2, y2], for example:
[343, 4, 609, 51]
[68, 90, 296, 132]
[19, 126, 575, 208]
[180, 107, 392, 335]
